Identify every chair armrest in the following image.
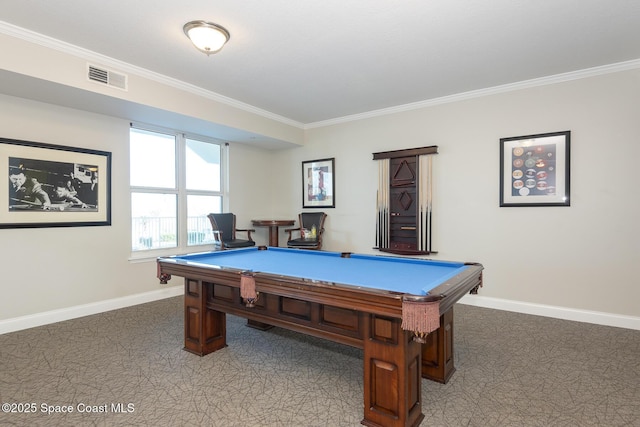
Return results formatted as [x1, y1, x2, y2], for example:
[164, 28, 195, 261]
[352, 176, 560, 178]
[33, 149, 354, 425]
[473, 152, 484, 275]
[236, 228, 255, 240]
[284, 227, 301, 240]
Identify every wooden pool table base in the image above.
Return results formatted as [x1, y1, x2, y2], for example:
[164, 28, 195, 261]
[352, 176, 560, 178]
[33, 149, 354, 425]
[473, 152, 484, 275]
[181, 276, 466, 427]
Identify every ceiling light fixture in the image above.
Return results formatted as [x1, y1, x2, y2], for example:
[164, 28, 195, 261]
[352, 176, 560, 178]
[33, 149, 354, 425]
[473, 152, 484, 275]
[183, 20, 230, 55]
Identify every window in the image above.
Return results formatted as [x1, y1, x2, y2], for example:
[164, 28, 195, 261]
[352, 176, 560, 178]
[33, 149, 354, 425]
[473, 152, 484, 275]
[130, 126, 224, 253]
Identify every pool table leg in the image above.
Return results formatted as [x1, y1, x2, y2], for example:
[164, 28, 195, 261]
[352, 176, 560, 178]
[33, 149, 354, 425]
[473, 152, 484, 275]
[183, 279, 227, 356]
[362, 314, 424, 427]
[420, 307, 455, 384]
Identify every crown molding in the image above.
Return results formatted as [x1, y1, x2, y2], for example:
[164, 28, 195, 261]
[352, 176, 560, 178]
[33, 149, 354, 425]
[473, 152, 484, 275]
[0, 21, 305, 129]
[3, 21, 640, 131]
[305, 58, 640, 129]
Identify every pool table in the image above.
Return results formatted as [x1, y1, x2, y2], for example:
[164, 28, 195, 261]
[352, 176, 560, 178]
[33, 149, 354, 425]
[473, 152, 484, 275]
[157, 246, 483, 427]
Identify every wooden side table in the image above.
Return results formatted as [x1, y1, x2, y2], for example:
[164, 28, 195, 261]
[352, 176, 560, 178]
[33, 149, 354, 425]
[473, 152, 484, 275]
[251, 219, 295, 246]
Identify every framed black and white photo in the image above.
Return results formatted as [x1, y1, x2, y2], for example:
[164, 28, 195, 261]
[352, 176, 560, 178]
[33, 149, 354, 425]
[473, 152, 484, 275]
[1, 137, 111, 228]
[500, 131, 570, 207]
[302, 157, 335, 208]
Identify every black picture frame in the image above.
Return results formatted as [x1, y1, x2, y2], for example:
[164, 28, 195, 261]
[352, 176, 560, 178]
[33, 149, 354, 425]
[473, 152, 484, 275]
[2, 137, 112, 228]
[302, 157, 335, 208]
[500, 131, 570, 207]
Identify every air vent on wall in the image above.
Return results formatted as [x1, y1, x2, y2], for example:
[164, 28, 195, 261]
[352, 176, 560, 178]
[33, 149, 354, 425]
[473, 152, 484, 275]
[87, 64, 128, 90]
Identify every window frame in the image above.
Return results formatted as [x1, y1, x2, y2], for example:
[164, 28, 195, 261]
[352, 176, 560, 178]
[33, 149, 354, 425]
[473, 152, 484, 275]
[129, 123, 226, 259]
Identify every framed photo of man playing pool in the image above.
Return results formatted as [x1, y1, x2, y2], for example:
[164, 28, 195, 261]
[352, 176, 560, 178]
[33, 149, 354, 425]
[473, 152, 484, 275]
[1, 137, 111, 228]
[499, 131, 570, 207]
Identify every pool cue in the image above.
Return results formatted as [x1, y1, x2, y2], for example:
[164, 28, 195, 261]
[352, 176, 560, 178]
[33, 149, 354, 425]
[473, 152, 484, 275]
[417, 157, 420, 251]
[425, 206, 429, 253]
[376, 162, 380, 248]
[424, 175, 428, 251]
[383, 159, 390, 248]
[418, 155, 425, 252]
[381, 158, 387, 248]
[11, 197, 39, 205]
[375, 190, 379, 247]
[11, 197, 60, 210]
[418, 156, 422, 251]
[420, 207, 424, 251]
[424, 154, 430, 252]
[377, 159, 386, 249]
[9, 197, 55, 208]
[10, 198, 94, 210]
[427, 155, 433, 252]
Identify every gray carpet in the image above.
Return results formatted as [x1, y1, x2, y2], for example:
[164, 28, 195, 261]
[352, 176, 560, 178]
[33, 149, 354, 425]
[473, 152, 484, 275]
[0, 297, 638, 426]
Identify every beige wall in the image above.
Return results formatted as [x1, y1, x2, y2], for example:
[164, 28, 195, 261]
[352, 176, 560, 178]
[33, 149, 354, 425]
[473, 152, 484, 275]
[0, 27, 294, 331]
[273, 69, 640, 321]
[0, 94, 276, 325]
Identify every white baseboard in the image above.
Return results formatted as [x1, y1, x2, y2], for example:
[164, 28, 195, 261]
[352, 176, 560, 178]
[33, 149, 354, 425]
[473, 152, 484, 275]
[0, 286, 183, 335]
[460, 294, 640, 331]
[2, 288, 638, 335]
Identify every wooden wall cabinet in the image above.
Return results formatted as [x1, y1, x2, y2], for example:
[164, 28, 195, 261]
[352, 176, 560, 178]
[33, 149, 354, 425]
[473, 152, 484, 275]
[373, 146, 438, 255]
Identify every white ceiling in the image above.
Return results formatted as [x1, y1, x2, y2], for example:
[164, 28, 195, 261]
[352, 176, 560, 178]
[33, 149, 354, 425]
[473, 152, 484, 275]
[2, 0, 640, 126]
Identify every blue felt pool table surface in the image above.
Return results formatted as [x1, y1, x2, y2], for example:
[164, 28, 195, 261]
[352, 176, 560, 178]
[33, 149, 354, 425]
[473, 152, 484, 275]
[168, 246, 469, 296]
